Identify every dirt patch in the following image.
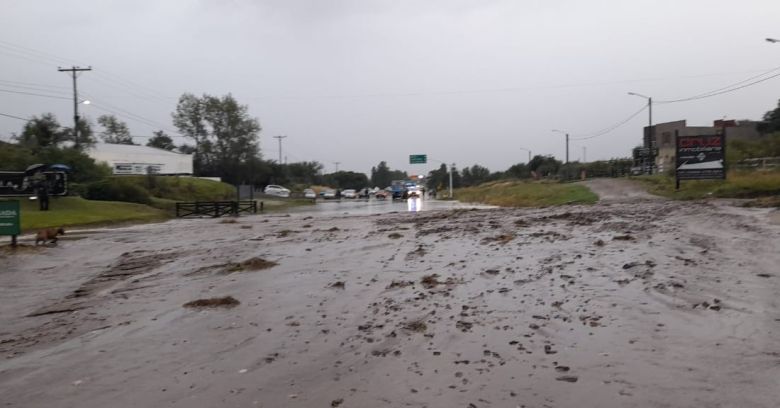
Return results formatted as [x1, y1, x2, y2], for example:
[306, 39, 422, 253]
[388, 233, 403, 239]
[387, 280, 414, 289]
[227, 257, 278, 272]
[420, 274, 440, 289]
[328, 281, 346, 289]
[183, 296, 240, 309]
[613, 234, 635, 241]
[482, 233, 515, 245]
[402, 319, 427, 333]
[219, 218, 238, 224]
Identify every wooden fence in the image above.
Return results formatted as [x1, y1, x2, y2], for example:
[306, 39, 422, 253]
[175, 201, 259, 218]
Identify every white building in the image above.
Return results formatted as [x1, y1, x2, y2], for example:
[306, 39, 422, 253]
[87, 143, 193, 175]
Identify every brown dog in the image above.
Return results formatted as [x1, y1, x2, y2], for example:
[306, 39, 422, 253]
[35, 227, 65, 245]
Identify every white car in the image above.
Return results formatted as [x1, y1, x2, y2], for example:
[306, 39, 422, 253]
[303, 188, 316, 199]
[264, 184, 291, 198]
[341, 189, 357, 199]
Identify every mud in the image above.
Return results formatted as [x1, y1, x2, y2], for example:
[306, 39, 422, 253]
[0, 186, 779, 407]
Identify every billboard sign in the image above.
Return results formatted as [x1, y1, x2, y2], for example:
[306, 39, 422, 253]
[676, 134, 725, 181]
[409, 154, 427, 164]
[0, 171, 68, 197]
[0, 200, 21, 236]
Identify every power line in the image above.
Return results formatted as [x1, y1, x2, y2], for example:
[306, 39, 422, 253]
[0, 88, 72, 100]
[0, 112, 29, 121]
[656, 66, 780, 104]
[570, 105, 648, 141]
[0, 78, 70, 91]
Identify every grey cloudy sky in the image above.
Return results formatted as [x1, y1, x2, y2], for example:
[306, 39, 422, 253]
[1, 0, 779, 175]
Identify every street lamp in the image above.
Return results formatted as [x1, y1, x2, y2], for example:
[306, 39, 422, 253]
[518, 147, 532, 163]
[628, 91, 654, 174]
[551, 129, 569, 163]
[766, 38, 779, 43]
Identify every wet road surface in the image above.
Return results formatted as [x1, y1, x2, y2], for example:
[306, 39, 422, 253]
[1, 186, 779, 408]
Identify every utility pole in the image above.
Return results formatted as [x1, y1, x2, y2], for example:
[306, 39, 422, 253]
[449, 163, 455, 198]
[58, 66, 91, 149]
[333, 162, 340, 172]
[552, 129, 569, 163]
[628, 92, 653, 174]
[582, 146, 587, 163]
[273, 135, 287, 164]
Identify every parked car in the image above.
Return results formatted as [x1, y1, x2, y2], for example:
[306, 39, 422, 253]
[320, 189, 337, 199]
[303, 188, 316, 199]
[264, 184, 290, 197]
[374, 190, 388, 199]
[341, 189, 357, 199]
[358, 188, 371, 199]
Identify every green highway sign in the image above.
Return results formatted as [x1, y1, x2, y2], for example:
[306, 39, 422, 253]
[0, 200, 21, 236]
[409, 154, 427, 164]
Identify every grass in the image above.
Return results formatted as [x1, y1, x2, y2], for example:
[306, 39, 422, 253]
[454, 180, 599, 207]
[119, 175, 237, 202]
[632, 170, 780, 201]
[16, 196, 168, 232]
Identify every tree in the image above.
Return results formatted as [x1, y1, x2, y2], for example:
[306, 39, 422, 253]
[172, 93, 262, 183]
[147, 130, 176, 150]
[369, 161, 408, 187]
[757, 99, 780, 134]
[505, 162, 530, 179]
[16, 113, 65, 151]
[97, 114, 134, 144]
[286, 161, 324, 185]
[528, 155, 561, 177]
[461, 164, 491, 187]
[321, 171, 369, 190]
[178, 144, 196, 154]
[61, 117, 97, 148]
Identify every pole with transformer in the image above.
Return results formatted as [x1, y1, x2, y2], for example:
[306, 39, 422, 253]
[58, 66, 91, 148]
[273, 135, 287, 164]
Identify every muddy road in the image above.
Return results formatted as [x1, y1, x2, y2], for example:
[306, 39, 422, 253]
[1, 191, 779, 407]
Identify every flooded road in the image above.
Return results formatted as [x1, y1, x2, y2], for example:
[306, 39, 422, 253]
[286, 197, 494, 217]
[1, 187, 779, 407]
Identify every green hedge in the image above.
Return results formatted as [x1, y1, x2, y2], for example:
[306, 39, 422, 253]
[85, 179, 152, 205]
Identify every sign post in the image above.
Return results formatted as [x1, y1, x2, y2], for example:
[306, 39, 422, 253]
[675, 134, 726, 189]
[0, 200, 21, 247]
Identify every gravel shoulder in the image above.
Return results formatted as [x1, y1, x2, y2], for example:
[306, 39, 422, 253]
[1, 196, 779, 408]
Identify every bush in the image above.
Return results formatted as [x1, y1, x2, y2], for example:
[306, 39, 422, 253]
[85, 179, 152, 205]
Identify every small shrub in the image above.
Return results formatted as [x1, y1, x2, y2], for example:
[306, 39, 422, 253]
[85, 179, 152, 205]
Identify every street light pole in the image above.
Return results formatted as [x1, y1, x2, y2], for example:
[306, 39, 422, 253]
[518, 147, 532, 163]
[628, 92, 654, 174]
[766, 38, 779, 43]
[551, 129, 569, 163]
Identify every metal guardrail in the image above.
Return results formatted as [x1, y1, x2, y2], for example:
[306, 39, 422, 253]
[734, 157, 780, 169]
[175, 200, 258, 218]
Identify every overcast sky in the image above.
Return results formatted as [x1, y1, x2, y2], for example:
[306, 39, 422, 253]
[1, 0, 779, 175]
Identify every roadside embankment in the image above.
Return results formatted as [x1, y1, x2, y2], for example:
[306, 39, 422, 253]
[454, 179, 598, 207]
[632, 170, 780, 205]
